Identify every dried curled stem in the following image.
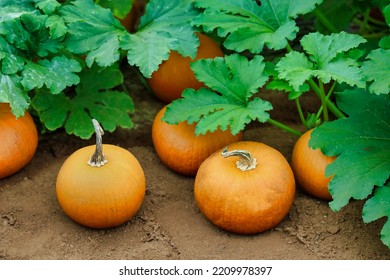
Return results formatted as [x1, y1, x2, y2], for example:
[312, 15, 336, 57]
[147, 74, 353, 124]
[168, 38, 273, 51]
[221, 146, 257, 171]
[87, 119, 108, 167]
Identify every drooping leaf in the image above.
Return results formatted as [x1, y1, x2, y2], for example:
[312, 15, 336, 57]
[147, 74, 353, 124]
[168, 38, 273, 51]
[276, 32, 367, 90]
[192, 0, 324, 53]
[32, 64, 134, 139]
[121, 0, 200, 78]
[363, 184, 390, 248]
[0, 73, 30, 117]
[163, 54, 271, 135]
[310, 89, 390, 212]
[362, 48, 390, 95]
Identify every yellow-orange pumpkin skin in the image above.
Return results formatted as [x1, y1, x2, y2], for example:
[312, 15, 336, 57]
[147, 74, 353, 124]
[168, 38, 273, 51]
[292, 129, 336, 200]
[56, 144, 146, 229]
[194, 141, 296, 234]
[152, 106, 242, 176]
[147, 33, 224, 103]
[0, 103, 38, 179]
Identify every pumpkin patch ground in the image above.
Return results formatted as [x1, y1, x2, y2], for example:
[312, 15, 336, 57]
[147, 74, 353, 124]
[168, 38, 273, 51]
[1, 73, 389, 260]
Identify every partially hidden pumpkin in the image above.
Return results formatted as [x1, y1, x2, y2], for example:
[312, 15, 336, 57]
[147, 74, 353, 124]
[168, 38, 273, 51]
[56, 119, 145, 229]
[291, 129, 336, 200]
[194, 141, 296, 234]
[147, 33, 224, 103]
[0, 103, 38, 179]
[152, 106, 242, 176]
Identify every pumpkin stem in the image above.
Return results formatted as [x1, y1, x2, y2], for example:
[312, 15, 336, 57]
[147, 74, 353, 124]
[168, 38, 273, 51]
[88, 119, 108, 167]
[221, 146, 257, 171]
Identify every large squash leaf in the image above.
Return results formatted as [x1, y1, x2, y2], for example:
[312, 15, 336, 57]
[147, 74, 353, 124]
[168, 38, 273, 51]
[192, 0, 324, 53]
[310, 89, 390, 248]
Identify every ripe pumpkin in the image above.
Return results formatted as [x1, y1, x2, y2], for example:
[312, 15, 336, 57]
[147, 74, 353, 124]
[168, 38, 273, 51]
[291, 129, 336, 200]
[56, 119, 145, 229]
[0, 103, 38, 179]
[152, 106, 242, 176]
[147, 33, 224, 103]
[194, 141, 296, 234]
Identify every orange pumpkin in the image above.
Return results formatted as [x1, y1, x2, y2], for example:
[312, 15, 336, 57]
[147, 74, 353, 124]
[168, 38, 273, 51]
[152, 106, 242, 176]
[56, 120, 145, 229]
[0, 103, 38, 179]
[291, 129, 336, 200]
[147, 33, 224, 103]
[194, 141, 296, 234]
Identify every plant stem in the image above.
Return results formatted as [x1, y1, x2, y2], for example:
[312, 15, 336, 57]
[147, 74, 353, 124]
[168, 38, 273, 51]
[307, 79, 345, 119]
[313, 8, 338, 33]
[267, 118, 302, 136]
[88, 119, 108, 167]
[221, 147, 257, 171]
[318, 80, 329, 122]
[295, 98, 307, 128]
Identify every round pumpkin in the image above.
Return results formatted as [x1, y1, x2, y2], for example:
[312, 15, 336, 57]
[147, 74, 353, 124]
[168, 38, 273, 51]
[152, 106, 242, 176]
[147, 33, 224, 103]
[291, 129, 336, 200]
[194, 141, 296, 234]
[56, 120, 145, 229]
[0, 103, 38, 179]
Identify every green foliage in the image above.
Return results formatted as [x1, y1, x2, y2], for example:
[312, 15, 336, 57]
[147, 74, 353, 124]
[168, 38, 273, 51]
[98, 0, 134, 19]
[310, 89, 390, 247]
[193, 0, 323, 53]
[362, 48, 390, 94]
[0, 0, 199, 137]
[363, 185, 390, 248]
[32, 64, 133, 139]
[276, 32, 367, 91]
[163, 54, 271, 135]
[122, 0, 199, 78]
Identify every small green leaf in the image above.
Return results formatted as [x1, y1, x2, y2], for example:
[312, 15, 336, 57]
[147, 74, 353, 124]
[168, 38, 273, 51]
[97, 0, 134, 19]
[276, 32, 366, 90]
[362, 48, 390, 95]
[32, 64, 134, 139]
[363, 184, 390, 248]
[35, 0, 61, 15]
[21, 56, 81, 94]
[163, 54, 271, 135]
[310, 89, 390, 212]
[45, 15, 66, 39]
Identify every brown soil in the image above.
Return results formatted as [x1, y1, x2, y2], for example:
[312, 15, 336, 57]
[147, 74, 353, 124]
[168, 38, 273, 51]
[1, 71, 389, 260]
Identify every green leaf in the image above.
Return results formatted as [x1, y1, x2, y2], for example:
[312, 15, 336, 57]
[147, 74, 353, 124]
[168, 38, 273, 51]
[163, 54, 271, 135]
[362, 48, 390, 95]
[379, 36, 390, 50]
[98, 0, 134, 19]
[310, 89, 390, 212]
[122, 0, 200, 78]
[45, 15, 66, 39]
[193, 0, 323, 53]
[32, 64, 134, 139]
[276, 32, 367, 90]
[60, 0, 125, 68]
[363, 184, 390, 248]
[21, 56, 81, 94]
[35, 0, 61, 15]
[0, 73, 30, 117]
